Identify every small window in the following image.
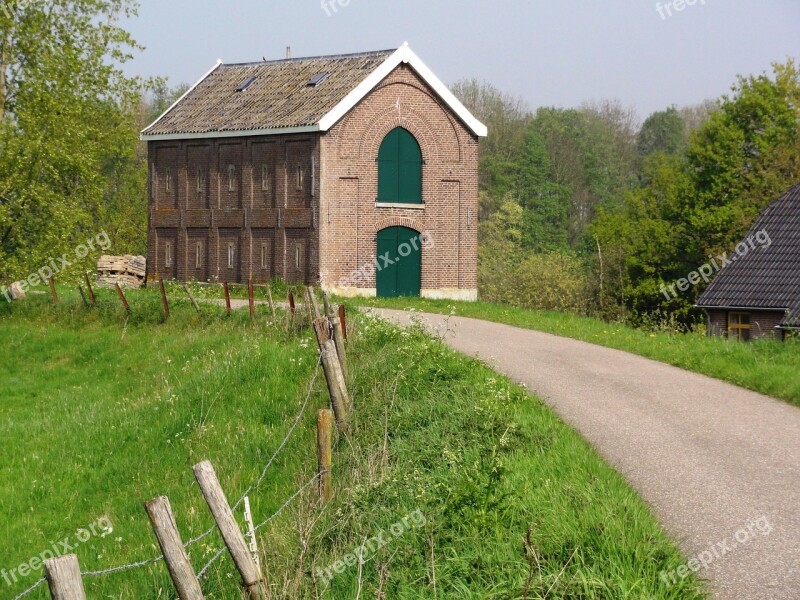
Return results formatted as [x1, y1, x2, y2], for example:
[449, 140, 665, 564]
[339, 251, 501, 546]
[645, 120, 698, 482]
[228, 165, 236, 192]
[196, 168, 204, 193]
[261, 165, 270, 192]
[295, 244, 303, 271]
[165, 168, 172, 193]
[307, 72, 330, 87]
[728, 312, 751, 342]
[164, 242, 172, 268]
[227, 242, 235, 269]
[260, 243, 268, 269]
[296, 164, 304, 191]
[236, 76, 256, 92]
[195, 241, 202, 269]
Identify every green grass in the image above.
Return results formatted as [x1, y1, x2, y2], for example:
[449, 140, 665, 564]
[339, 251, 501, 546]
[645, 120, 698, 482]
[0, 290, 705, 598]
[357, 297, 800, 407]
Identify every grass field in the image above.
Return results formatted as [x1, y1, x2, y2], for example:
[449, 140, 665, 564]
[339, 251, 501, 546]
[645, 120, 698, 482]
[0, 289, 705, 598]
[358, 297, 800, 407]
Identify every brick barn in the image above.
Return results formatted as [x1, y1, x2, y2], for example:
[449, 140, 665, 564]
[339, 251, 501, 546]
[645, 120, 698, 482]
[696, 183, 800, 341]
[141, 43, 486, 299]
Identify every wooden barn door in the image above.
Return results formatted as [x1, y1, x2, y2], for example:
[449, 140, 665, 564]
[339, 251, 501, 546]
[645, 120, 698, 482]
[376, 226, 421, 298]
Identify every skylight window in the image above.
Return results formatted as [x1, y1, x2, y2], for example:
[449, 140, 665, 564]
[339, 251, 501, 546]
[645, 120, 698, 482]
[307, 72, 330, 87]
[236, 76, 257, 92]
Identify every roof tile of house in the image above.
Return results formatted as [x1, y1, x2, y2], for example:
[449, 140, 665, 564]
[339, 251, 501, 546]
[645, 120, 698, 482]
[143, 50, 395, 136]
[696, 183, 800, 327]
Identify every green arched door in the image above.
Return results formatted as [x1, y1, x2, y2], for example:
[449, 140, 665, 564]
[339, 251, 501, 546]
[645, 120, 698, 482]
[376, 226, 422, 298]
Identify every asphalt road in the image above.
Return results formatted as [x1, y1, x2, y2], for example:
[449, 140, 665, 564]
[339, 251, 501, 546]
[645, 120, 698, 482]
[374, 308, 800, 600]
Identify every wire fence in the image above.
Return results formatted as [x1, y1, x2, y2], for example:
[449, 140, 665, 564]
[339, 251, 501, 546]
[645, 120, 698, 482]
[10, 348, 327, 599]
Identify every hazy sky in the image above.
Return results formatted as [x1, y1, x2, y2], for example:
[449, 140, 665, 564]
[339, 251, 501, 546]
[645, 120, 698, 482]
[121, 0, 800, 119]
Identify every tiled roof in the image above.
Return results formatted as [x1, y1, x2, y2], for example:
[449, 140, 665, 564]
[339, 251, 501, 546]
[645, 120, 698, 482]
[143, 50, 395, 136]
[696, 183, 800, 327]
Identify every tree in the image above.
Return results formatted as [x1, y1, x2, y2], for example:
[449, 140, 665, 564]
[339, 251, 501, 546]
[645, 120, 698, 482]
[637, 106, 686, 157]
[0, 0, 144, 281]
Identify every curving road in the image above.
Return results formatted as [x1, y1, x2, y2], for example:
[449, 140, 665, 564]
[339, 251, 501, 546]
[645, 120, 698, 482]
[373, 308, 800, 600]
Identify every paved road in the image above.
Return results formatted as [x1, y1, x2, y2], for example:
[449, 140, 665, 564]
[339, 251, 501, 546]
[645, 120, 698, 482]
[374, 308, 800, 600]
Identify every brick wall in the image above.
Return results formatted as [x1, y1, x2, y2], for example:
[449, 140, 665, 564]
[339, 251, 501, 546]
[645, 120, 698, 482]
[147, 63, 480, 300]
[147, 134, 320, 284]
[318, 64, 479, 300]
[706, 309, 786, 341]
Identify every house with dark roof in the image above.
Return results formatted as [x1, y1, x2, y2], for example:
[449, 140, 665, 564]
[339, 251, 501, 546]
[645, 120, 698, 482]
[141, 44, 486, 299]
[696, 184, 800, 340]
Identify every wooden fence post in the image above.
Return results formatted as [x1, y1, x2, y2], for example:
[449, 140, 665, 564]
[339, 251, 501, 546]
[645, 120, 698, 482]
[330, 316, 347, 380]
[48, 277, 59, 304]
[303, 287, 313, 325]
[265, 286, 276, 320]
[313, 319, 349, 429]
[338, 304, 347, 340]
[317, 409, 334, 502]
[223, 282, 231, 315]
[44, 554, 86, 600]
[78, 286, 89, 307]
[144, 496, 205, 600]
[115, 283, 130, 312]
[248, 280, 255, 321]
[288, 290, 296, 321]
[322, 291, 332, 318]
[308, 287, 322, 320]
[83, 274, 96, 306]
[193, 461, 267, 600]
[159, 278, 170, 319]
[182, 284, 201, 313]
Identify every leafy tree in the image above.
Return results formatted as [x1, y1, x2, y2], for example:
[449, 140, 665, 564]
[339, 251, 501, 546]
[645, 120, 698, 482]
[637, 106, 686, 157]
[0, 0, 144, 281]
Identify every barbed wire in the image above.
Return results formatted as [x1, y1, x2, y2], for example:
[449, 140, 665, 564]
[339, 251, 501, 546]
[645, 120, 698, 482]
[11, 577, 45, 600]
[197, 472, 321, 581]
[69, 351, 322, 583]
[82, 554, 164, 578]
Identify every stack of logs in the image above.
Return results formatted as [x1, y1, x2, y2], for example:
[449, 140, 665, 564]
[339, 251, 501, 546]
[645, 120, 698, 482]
[96, 255, 146, 289]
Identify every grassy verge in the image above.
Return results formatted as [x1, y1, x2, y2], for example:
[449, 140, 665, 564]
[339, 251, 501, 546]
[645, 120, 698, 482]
[357, 297, 800, 407]
[1, 291, 705, 598]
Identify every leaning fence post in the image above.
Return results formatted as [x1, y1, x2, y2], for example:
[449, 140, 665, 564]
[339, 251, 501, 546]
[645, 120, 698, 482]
[330, 315, 347, 380]
[78, 286, 89, 308]
[317, 409, 334, 502]
[314, 319, 349, 429]
[44, 554, 86, 600]
[265, 285, 276, 320]
[83, 273, 96, 306]
[339, 304, 347, 340]
[288, 290, 296, 321]
[182, 283, 201, 313]
[115, 283, 130, 312]
[309, 287, 322, 320]
[223, 282, 232, 315]
[159, 278, 170, 319]
[48, 277, 59, 304]
[145, 497, 204, 600]
[193, 461, 267, 600]
[248, 280, 255, 321]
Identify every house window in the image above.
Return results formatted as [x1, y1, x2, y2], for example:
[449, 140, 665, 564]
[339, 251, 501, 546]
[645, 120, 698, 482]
[260, 243, 268, 269]
[197, 168, 204, 193]
[728, 312, 751, 341]
[228, 164, 236, 192]
[261, 165, 270, 192]
[377, 127, 422, 204]
[164, 242, 172, 268]
[296, 164, 304, 191]
[195, 241, 202, 269]
[227, 242, 235, 269]
[295, 244, 303, 271]
[165, 168, 172, 193]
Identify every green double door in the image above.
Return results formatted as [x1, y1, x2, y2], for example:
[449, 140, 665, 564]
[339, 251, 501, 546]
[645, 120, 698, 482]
[376, 226, 422, 298]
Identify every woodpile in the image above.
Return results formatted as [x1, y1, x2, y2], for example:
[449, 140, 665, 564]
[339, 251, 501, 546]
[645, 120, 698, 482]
[96, 255, 146, 289]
